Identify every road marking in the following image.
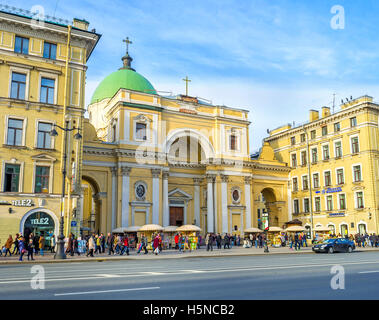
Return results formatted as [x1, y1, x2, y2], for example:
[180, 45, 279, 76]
[54, 286, 160, 296]
[96, 274, 121, 278]
[181, 270, 205, 273]
[359, 271, 379, 274]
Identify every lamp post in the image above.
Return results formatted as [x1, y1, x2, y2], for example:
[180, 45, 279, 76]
[264, 208, 269, 253]
[50, 120, 82, 259]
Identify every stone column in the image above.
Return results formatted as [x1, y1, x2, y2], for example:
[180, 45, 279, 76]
[220, 174, 229, 233]
[110, 167, 118, 231]
[193, 178, 202, 227]
[162, 171, 169, 227]
[121, 167, 131, 228]
[244, 176, 252, 230]
[151, 169, 161, 225]
[206, 174, 216, 233]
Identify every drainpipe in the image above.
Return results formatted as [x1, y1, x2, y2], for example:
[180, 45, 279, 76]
[303, 125, 314, 241]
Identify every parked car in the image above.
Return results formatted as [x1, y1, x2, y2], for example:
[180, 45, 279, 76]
[312, 238, 355, 253]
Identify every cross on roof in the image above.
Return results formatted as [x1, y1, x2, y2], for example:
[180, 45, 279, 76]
[123, 37, 133, 54]
[182, 76, 191, 96]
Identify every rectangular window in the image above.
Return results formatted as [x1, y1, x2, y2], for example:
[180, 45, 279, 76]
[335, 141, 342, 158]
[302, 175, 308, 190]
[35, 166, 50, 193]
[311, 148, 318, 163]
[336, 169, 344, 185]
[315, 197, 321, 212]
[293, 177, 298, 192]
[323, 145, 330, 160]
[353, 165, 362, 182]
[14, 36, 29, 54]
[294, 200, 299, 214]
[301, 151, 307, 166]
[334, 122, 340, 132]
[322, 126, 328, 136]
[4, 164, 20, 192]
[10, 72, 26, 100]
[310, 130, 316, 139]
[324, 171, 331, 187]
[291, 136, 296, 145]
[339, 194, 346, 210]
[304, 198, 310, 213]
[229, 134, 237, 151]
[313, 173, 319, 188]
[43, 42, 57, 60]
[356, 192, 364, 208]
[351, 137, 359, 154]
[327, 195, 333, 211]
[40, 77, 55, 104]
[136, 122, 147, 141]
[37, 122, 52, 149]
[112, 124, 117, 142]
[291, 154, 297, 167]
[300, 133, 306, 142]
[350, 117, 357, 127]
[7, 118, 23, 146]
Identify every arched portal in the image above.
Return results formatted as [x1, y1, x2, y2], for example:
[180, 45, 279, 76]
[81, 175, 101, 236]
[258, 188, 280, 228]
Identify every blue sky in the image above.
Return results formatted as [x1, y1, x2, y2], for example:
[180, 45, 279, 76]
[5, 0, 379, 152]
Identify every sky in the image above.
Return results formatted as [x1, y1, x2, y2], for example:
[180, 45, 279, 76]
[4, 0, 379, 152]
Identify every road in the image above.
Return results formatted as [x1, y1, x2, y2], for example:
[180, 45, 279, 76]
[0, 251, 379, 300]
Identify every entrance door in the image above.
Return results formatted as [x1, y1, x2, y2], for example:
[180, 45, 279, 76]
[170, 207, 184, 226]
[23, 211, 55, 249]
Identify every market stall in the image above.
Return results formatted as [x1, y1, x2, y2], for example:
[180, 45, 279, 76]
[176, 225, 201, 251]
[162, 226, 178, 249]
[268, 227, 284, 247]
[138, 224, 164, 250]
[124, 226, 141, 249]
[243, 228, 263, 248]
[313, 226, 332, 243]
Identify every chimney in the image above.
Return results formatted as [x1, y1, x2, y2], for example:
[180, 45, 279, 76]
[73, 18, 89, 31]
[309, 110, 319, 122]
[321, 106, 331, 118]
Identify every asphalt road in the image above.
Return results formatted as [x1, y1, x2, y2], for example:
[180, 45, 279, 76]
[1, 251, 379, 300]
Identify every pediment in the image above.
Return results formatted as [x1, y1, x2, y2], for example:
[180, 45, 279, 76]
[31, 153, 57, 162]
[168, 188, 192, 200]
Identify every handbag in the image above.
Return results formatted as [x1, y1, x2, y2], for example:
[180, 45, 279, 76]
[21, 249, 26, 254]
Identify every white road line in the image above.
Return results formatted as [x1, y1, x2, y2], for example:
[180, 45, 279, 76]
[358, 271, 379, 274]
[96, 274, 122, 278]
[54, 286, 160, 296]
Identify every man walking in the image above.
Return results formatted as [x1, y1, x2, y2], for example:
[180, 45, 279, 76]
[107, 233, 114, 255]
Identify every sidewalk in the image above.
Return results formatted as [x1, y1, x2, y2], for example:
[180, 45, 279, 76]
[1, 245, 378, 265]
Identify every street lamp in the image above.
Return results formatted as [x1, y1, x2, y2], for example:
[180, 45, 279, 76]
[51, 120, 82, 259]
[264, 208, 269, 253]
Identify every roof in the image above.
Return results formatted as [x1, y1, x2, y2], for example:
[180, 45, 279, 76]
[90, 68, 157, 104]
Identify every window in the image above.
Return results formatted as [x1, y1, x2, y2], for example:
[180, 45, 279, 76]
[335, 141, 342, 158]
[322, 126, 328, 136]
[4, 164, 20, 192]
[302, 175, 309, 190]
[291, 153, 297, 167]
[43, 42, 57, 60]
[7, 118, 23, 146]
[322, 144, 330, 160]
[353, 165, 362, 182]
[229, 134, 237, 151]
[304, 198, 310, 213]
[112, 124, 117, 142]
[300, 133, 306, 142]
[336, 169, 344, 185]
[311, 148, 318, 163]
[301, 151, 307, 166]
[341, 224, 348, 237]
[14, 36, 29, 54]
[37, 122, 52, 149]
[294, 200, 299, 214]
[351, 137, 359, 154]
[356, 192, 364, 209]
[313, 173, 319, 188]
[334, 122, 340, 132]
[292, 177, 298, 192]
[339, 194, 346, 210]
[135, 122, 147, 141]
[315, 197, 321, 212]
[10, 72, 27, 100]
[40, 78, 55, 104]
[327, 195, 333, 211]
[35, 166, 50, 193]
[324, 171, 331, 186]
[310, 130, 316, 139]
[350, 117, 357, 127]
[291, 136, 296, 145]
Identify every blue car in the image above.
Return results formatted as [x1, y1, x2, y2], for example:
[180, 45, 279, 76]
[312, 238, 355, 254]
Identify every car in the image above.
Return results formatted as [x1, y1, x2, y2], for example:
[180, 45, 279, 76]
[312, 238, 355, 254]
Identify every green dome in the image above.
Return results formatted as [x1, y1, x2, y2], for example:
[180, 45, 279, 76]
[90, 68, 157, 104]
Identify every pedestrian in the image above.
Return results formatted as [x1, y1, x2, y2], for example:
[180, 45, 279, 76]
[107, 233, 114, 255]
[206, 233, 213, 251]
[33, 234, 39, 255]
[223, 234, 230, 249]
[100, 233, 105, 253]
[12, 233, 19, 255]
[51, 235, 56, 253]
[27, 237, 35, 261]
[73, 236, 81, 256]
[18, 237, 26, 261]
[216, 233, 222, 249]
[66, 234, 74, 256]
[294, 232, 300, 251]
[121, 235, 130, 255]
[4, 235, 13, 257]
[86, 234, 95, 257]
[153, 235, 160, 255]
[39, 233, 45, 256]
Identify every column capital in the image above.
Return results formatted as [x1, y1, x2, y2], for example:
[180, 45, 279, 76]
[110, 167, 118, 176]
[193, 178, 203, 185]
[220, 174, 229, 183]
[121, 166, 131, 176]
[244, 176, 252, 184]
[162, 171, 169, 180]
[206, 174, 216, 183]
[151, 168, 161, 178]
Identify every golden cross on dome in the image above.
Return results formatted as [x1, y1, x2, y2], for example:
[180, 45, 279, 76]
[123, 37, 133, 54]
[182, 76, 191, 96]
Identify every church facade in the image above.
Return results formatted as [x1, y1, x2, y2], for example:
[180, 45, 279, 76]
[80, 51, 291, 236]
